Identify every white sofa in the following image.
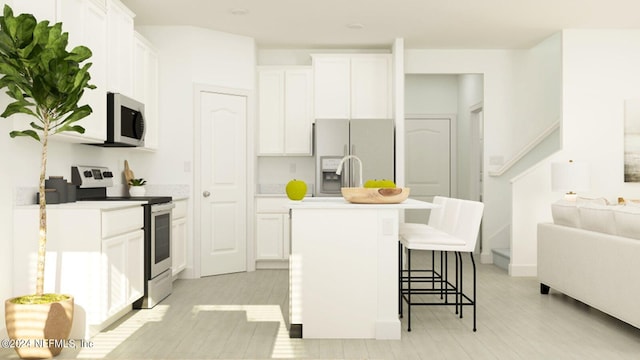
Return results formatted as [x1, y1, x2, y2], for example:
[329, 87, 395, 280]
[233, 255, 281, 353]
[537, 199, 640, 329]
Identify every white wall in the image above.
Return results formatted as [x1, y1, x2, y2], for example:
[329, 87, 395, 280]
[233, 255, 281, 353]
[405, 75, 459, 114]
[136, 26, 256, 277]
[405, 49, 517, 263]
[456, 74, 484, 200]
[511, 29, 640, 276]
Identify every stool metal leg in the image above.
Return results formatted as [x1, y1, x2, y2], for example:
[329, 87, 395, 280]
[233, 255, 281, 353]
[398, 241, 403, 318]
[471, 252, 477, 332]
[407, 248, 412, 332]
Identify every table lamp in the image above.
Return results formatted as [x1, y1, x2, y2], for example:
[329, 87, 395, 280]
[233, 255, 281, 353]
[551, 160, 590, 201]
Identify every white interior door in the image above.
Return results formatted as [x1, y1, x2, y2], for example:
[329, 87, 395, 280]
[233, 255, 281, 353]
[405, 117, 452, 224]
[199, 91, 247, 276]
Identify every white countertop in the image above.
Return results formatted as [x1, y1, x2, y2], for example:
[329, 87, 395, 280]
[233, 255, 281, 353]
[15, 201, 147, 211]
[286, 197, 437, 210]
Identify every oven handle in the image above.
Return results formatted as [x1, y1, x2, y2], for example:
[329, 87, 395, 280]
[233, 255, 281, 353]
[151, 202, 176, 213]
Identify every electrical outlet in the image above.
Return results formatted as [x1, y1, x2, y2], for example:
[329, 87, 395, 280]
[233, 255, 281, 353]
[289, 163, 296, 173]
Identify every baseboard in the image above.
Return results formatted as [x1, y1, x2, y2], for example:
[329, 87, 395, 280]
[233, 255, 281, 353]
[508, 263, 537, 277]
[256, 259, 289, 270]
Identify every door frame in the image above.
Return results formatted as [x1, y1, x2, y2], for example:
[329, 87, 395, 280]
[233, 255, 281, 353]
[469, 102, 484, 203]
[405, 113, 458, 199]
[192, 84, 256, 279]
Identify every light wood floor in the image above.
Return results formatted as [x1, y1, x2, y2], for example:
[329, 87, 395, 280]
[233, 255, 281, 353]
[3, 252, 640, 359]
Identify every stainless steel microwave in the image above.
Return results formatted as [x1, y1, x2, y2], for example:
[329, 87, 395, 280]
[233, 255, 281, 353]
[105, 92, 145, 147]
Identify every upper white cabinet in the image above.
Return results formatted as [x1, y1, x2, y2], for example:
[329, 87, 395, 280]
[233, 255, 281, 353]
[312, 54, 392, 119]
[258, 66, 313, 156]
[106, 0, 134, 97]
[133, 32, 159, 150]
[58, 0, 108, 143]
[9, 0, 109, 144]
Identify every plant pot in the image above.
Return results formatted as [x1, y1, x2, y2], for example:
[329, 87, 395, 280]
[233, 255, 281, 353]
[129, 186, 146, 197]
[4, 295, 74, 359]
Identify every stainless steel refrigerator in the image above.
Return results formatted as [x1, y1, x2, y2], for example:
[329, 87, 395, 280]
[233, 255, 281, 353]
[315, 118, 395, 197]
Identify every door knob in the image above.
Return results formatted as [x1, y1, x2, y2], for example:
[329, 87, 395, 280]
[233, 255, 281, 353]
[203, 191, 211, 197]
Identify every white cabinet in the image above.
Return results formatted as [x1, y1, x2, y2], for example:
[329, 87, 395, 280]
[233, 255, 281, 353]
[258, 67, 313, 156]
[255, 197, 290, 268]
[312, 54, 392, 119]
[103, 229, 143, 318]
[13, 203, 144, 338]
[10, 0, 109, 144]
[133, 32, 159, 150]
[171, 199, 188, 279]
[106, 0, 134, 97]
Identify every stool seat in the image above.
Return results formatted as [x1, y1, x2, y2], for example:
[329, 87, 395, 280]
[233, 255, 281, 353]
[401, 228, 466, 249]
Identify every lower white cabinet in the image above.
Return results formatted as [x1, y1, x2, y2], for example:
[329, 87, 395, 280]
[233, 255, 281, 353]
[256, 197, 290, 268]
[103, 229, 144, 318]
[171, 199, 188, 279]
[13, 203, 144, 339]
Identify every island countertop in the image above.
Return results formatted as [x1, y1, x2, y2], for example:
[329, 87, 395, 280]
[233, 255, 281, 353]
[286, 197, 437, 209]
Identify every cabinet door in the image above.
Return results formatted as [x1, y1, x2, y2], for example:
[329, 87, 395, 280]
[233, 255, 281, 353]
[126, 230, 145, 303]
[171, 217, 188, 277]
[133, 33, 159, 150]
[258, 69, 285, 154]
[351, 55, 392, 119]
[284, 68, 313, 155]
[103, 235, 127, 318]
[107, 0, 134, 96]
[17, 0, 108, 144]
[313, 56, 350, 119]
[256, 214, 284, 260]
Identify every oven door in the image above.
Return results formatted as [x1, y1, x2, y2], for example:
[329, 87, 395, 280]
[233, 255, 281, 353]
[150, 202, 175, 278]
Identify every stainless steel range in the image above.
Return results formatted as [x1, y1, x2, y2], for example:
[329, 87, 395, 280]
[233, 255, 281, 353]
[71, 165, 174, 309]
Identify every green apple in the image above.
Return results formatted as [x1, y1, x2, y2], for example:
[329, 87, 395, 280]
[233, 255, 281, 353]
[286, 179, 307, 200]
[378, 179, 396, 188]
[364, 179, 396, 188]
[364, 179, 379, 188]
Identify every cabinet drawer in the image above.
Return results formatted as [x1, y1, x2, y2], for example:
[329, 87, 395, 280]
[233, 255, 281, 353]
[102, 206, 143, 238]
[173, 200, 188, 219]
[256, 198, 289, 213]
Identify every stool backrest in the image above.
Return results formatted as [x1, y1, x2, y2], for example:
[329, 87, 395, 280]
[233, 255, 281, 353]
[446, 198, 484, 252]
[427, 196, 448, 229]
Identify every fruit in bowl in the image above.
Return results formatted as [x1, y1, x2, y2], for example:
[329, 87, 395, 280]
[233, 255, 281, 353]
[286, 179, 307, 201]
[363, 179, 396, 188]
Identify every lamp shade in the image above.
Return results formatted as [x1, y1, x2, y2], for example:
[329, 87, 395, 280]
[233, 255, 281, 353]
[551, 161, 590, 194]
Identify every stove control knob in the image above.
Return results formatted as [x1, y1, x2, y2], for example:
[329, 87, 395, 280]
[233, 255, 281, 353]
[103, 171, 113, 178]
[83, 170, 93, 178]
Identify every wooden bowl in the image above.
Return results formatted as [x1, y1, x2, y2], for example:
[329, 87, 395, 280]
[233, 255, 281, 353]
[341, 187, 410, 204]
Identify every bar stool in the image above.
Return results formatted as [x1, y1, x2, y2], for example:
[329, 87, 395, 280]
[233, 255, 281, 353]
[399, 198, 484, 332]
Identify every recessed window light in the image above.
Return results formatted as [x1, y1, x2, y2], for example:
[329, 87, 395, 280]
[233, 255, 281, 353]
[346, 23, 364, 30]
[229, 8, 249, 15]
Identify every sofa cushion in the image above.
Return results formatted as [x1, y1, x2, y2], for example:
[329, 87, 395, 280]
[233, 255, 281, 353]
[614, 206, 640, 240]
[578, 204, 617, 235]
[577, 196, 609, 206]
[551, 200, 580, 228]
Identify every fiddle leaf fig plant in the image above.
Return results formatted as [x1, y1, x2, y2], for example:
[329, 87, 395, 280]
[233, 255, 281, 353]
[0, 5, 95, 297]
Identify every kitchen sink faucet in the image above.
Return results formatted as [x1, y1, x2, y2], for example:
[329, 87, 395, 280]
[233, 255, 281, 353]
[336, 155, 363, 188]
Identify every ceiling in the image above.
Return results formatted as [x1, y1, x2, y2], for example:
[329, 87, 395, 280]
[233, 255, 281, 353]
[120, 0, 640, 49]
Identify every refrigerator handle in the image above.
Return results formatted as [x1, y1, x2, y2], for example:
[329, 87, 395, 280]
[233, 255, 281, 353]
[342, 144, 349, 187]
[351, 144, 356, 187]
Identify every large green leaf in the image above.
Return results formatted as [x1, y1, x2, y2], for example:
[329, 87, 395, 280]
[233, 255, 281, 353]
[0, 4, 94, 142]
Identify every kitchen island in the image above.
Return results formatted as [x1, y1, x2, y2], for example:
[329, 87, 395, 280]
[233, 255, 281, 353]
[286, 197, 437, 339]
